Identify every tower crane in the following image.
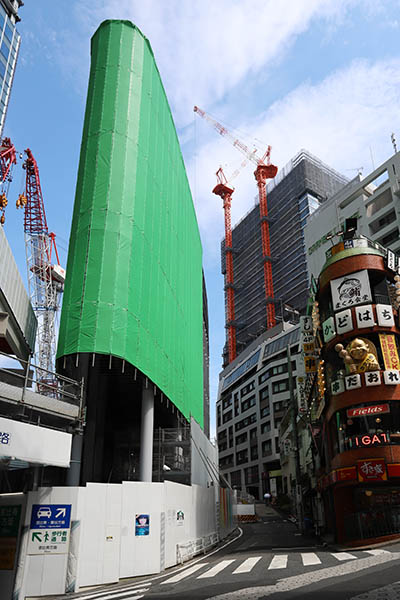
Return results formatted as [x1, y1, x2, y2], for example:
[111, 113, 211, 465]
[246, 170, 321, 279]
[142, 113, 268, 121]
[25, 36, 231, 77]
[213, 167, 237, 363]
[16, 148, 65, 392]
[194, 106, 278, 330]
[0, 137, 17, 224]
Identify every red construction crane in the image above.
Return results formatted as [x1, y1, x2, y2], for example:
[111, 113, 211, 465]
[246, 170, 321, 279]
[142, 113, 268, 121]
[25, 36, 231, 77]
[213, 167, 237, 363]
[194, 106, 278, 330]
[17, 148, 65, 391]
[0, 137, 17, 224]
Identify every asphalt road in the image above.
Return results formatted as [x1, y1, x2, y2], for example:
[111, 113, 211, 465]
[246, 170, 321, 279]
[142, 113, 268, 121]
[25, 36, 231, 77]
[48, 507, 400, 600]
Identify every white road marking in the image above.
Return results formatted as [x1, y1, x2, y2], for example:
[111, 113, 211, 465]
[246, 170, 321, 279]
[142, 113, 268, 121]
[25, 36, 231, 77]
[301, 552, 321, 566]
[75, 588, 150, 600]
[197, 559, 236, 578]
[161, 563, 208, 584]
[233, 556, 262, 574]
[268, 554, 288, 569]
[206, 550, 400, 599]
[364, 549, 390, 556]
[331, 551, 357, 561]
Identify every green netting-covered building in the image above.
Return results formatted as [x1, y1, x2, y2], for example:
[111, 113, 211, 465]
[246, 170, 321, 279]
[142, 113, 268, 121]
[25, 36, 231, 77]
[57, 21, 204, 482]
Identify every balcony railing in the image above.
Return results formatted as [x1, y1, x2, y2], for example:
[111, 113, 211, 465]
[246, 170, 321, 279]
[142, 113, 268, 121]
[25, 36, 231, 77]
[0, 349, 84, 422]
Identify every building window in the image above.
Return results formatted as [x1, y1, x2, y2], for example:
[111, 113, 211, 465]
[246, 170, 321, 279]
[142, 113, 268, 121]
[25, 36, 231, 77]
[275, 438, 280, 453]
[230, 470, 242, 488]
[261, 421, 271, 434]
[222, 410, 232, 423]
[259, 387, 269, 401]
[241, 395, 256, 413]
[260, 406, 270, 418]
[262, 440, 272, 456]
[217, 406, 221, 427]
[273, 401, 285, 412]
[379, 228, 399, 247]
[234, 395, 239, 416]
[274, 417, 282, 429]
[229, 426, 233, 448]
[250, 446, 258, 460]
[222, 396, 232, 410]
[249, 428, 257, 440]
[236, 432, 248, 445]
[272, 379, 289, 394]
[241, 381, 255, 397]
[219, 454, 234, 468]
[235, 413, 257, 432]
[259, 370, 269, 385]
[272, 363, 288, 376]
[236, 449, 248, 465]
[245, 465, 259, 484]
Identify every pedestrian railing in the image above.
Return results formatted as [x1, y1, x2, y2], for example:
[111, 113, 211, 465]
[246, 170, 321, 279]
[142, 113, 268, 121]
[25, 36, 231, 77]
[0, 349, 84, 423]
[177, 533, 219, 563]
[344, 507, 400, 541]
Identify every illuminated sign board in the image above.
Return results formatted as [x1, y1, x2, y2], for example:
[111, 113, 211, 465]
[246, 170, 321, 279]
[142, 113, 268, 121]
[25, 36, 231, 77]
[347, 404, 390, 418]
[353, 433, 389, 447]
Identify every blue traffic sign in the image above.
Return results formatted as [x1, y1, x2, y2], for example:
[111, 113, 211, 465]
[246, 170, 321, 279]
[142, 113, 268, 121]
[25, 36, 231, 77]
[30, 504, 71, 530]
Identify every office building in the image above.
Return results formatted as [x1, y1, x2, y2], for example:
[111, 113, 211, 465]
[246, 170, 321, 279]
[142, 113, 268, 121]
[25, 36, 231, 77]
[216, 323, 300, 500]
[0, 1, 22, 137]
[222, 150, 347, 366]
[304, 150, 400, 280]
[57, 20, 207, 485]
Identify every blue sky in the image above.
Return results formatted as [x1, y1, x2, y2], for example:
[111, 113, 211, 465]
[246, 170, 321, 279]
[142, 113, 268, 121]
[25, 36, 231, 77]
[3, 0, 400, 437]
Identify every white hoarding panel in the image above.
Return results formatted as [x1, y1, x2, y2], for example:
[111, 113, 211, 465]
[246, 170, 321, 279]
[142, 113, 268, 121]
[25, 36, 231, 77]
[0, 417, 71, 467]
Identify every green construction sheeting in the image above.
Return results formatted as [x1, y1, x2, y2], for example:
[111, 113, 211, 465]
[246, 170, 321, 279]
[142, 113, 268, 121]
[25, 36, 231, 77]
[57, 20, 204, 426]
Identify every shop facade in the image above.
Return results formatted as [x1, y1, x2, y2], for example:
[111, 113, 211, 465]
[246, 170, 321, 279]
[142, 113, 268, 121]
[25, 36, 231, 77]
[315, 236, 400, 545]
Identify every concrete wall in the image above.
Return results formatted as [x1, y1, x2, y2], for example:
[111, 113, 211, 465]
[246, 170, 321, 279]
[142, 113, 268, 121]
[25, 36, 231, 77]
[14, 480, 236, 598]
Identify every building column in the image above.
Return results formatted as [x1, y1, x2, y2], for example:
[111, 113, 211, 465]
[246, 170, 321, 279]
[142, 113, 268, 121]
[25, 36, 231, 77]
[139, 382, 154, 482]
[66, 433, 83, 486]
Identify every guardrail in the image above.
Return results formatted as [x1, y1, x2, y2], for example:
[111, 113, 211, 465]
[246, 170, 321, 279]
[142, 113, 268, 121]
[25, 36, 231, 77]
[0, 349, 84, 423]
[176, 533, 219, 564]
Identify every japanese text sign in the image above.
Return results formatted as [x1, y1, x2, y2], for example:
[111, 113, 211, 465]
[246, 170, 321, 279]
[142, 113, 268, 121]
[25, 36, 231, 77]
[330, 269, 371, 312]
[357, 459, 387, 482]
[379, 334, 400, 370]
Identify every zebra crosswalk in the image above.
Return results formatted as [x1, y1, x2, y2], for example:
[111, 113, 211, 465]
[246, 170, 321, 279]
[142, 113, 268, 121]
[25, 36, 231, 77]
[160, 549, 390, 584]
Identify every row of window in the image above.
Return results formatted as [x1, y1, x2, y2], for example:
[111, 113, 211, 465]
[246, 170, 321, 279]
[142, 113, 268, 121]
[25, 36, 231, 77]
[219, 397, 287, 428]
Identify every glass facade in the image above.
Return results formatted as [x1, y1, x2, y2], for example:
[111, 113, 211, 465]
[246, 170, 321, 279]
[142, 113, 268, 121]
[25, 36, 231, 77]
[0, 2, 20, 138]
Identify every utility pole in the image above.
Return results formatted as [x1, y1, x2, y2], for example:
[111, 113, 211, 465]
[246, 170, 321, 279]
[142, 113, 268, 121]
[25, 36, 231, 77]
[287, 343, 304, 533]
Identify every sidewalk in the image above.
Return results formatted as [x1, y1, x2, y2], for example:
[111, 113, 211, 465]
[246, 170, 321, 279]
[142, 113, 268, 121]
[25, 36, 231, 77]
[254, 502, 281, 518]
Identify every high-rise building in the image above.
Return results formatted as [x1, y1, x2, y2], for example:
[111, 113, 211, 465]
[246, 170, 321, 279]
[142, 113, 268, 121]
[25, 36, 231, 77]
[221, 150, 347, 366]
[0, 1, 22, 137]
[57, 20, 207, 485]
[304, 150, 400, 280]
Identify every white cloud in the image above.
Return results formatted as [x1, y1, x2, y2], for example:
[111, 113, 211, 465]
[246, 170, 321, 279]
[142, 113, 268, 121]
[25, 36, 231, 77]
[67, 0, 356, 125]
[190, 57, 400, 271]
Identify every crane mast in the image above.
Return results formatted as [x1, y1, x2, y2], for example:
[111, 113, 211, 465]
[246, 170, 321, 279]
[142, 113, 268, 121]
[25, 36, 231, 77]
[0, 137, 17, 224]
[213, 168, 237, 363]
[21, 149, 64, 389]
[194, 106, 278, 331]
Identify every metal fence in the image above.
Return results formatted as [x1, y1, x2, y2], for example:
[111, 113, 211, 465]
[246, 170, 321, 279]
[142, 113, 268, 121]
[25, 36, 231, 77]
[344, 507, 400, 541]
[0, 349, 84, 422]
